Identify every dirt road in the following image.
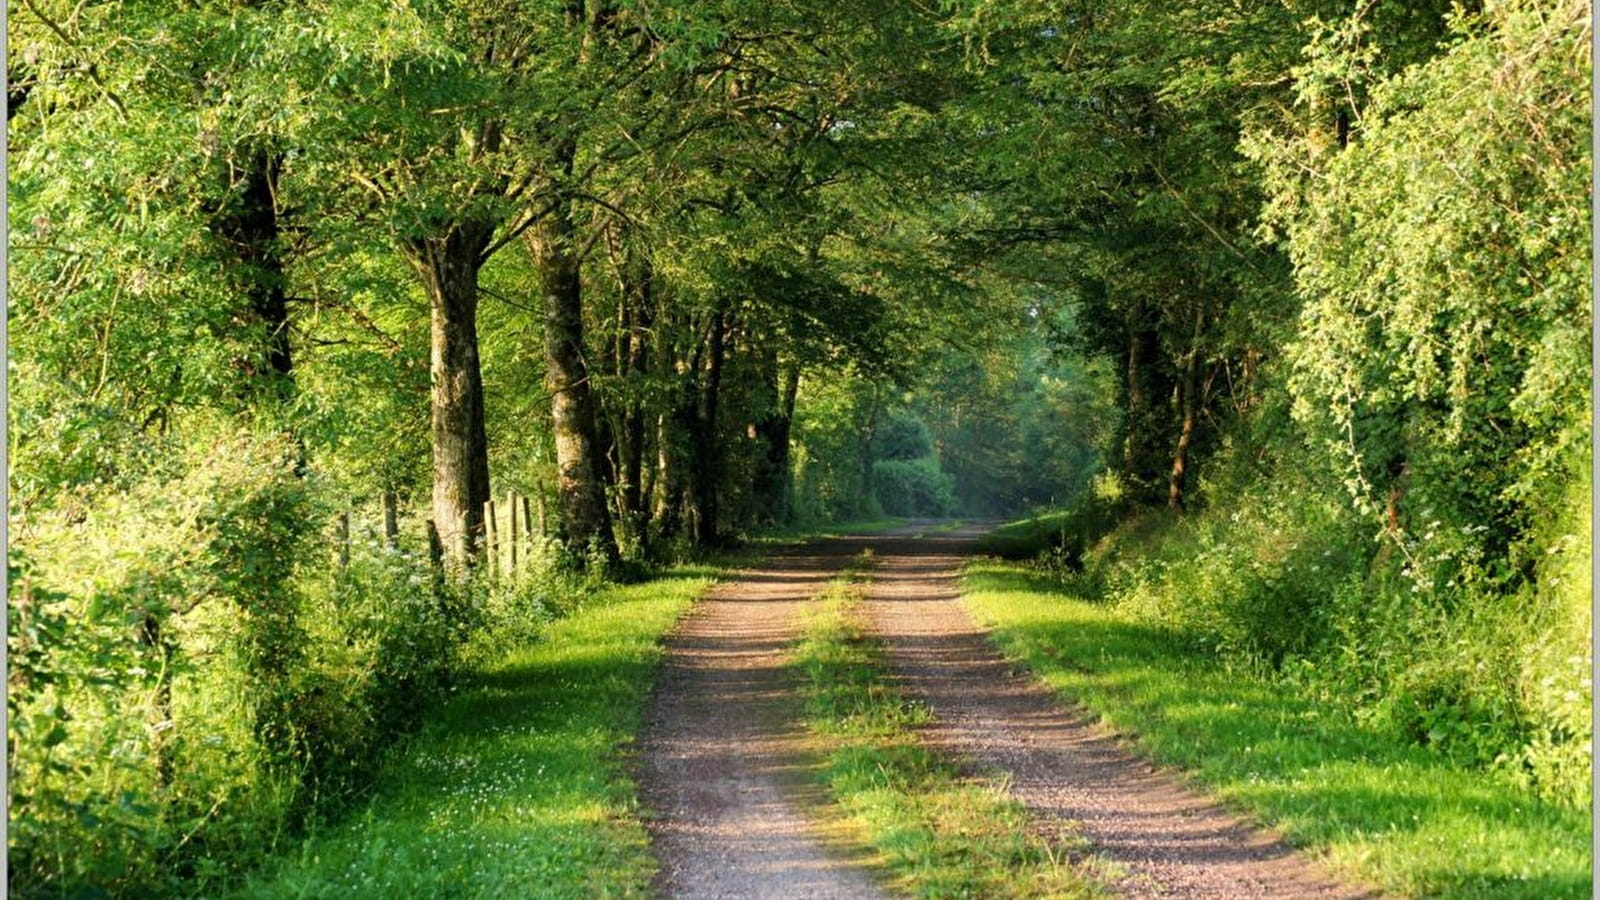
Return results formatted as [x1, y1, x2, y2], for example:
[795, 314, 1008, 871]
[635, 525, 1374, 899]
[861, 525, 1374, 900]
[635, 538, 887, 899]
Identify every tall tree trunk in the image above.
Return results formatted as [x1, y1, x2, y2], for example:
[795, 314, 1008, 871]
[653, 410, 683, 541]
[593, 269, 623, 504]
[1122, 310, 1145, 474]
[525, 193, 617, 564]
[858, 382, 882, 517]
[650, 296, 689, 542]
[683, 306, 727, 546]
[1168, 307, 1204, 510]
[616, 254, 653, 547]
[752, 351, 800, 526]
[404, 220, 494, 568]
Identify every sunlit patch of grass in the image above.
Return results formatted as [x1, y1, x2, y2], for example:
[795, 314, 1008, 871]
[749, 515, 912, 545]
[794, 559, 1104, 899]
[974, 502, 1125, 563]
[909, 519, 968, 537]
[962, 559, 1593, 900]
[971, 512, 1070, 558]
[228, 570, 713, 899]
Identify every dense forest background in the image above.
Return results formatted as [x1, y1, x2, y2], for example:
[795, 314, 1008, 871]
[7, 0, 1590, 896]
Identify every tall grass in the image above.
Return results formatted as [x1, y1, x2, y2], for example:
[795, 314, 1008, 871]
[1066, 472, 1591, 808]
[961, 446, 1592, 897]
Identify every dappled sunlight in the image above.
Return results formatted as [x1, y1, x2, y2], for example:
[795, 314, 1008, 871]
[6, 0, 1583, 892]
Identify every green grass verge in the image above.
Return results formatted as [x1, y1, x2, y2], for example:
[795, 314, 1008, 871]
[229, 566, 717, 899]
[962, 560, 1593, 900]
[908, 518, 969, 536]
[794, 556, 1104, 899]
[974, 509, 1085, 558]
[750, 515, 912, 544]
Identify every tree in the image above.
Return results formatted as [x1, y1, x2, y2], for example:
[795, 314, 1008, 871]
[1258, 0, 1590, 582]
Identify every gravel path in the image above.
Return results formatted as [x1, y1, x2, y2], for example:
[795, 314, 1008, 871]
[634, 538, 888, 900]
[637, 524, 1379, 899]
[860, 525, 1379, 900]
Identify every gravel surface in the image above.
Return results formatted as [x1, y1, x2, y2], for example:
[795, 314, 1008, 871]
[636, 524, 1380, 899]
[634, 539, 889, 900]
[860, 525, 1380, 900]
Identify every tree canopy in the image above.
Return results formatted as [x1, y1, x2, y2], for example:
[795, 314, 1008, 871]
[7, 0, 1590, 894]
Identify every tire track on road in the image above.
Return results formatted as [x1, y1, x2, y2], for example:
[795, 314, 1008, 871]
[861, 526, 1377, 900]
[636, 538, 889, 900]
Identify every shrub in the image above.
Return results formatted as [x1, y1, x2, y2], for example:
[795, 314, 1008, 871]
[872, 457, 954, 517]
[1057, 448, 1590, 808]
[5, 428, 597, 898]
[7, 429, 314, 897]
[874, 410, 935, 461]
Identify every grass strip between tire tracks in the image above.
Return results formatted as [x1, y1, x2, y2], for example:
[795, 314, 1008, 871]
[229, 566, 717, 899]
[793, 551, 1105, 900]
[961, 559, 1592, 900]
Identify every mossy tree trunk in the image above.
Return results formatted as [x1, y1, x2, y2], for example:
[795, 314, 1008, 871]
[526, 185, 617, 564]
[405, 221, 495, 568]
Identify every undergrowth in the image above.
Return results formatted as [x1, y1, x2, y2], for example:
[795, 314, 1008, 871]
[227, 566, 715, 899]
[5, 429, 626, 899]
[794, 554, 1104, 899]
[746, 515, 912, 545]
[964, 461, 1593, 900]
[1000, 460, 1590, 812]
[974, 487, 1129, 565]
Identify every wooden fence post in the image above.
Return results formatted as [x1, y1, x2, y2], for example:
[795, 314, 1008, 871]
[507, 490, 519, 574]
[484, 498, 499, 580]
[381, 490, 399, 549]
[425, 518, 445, 597]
